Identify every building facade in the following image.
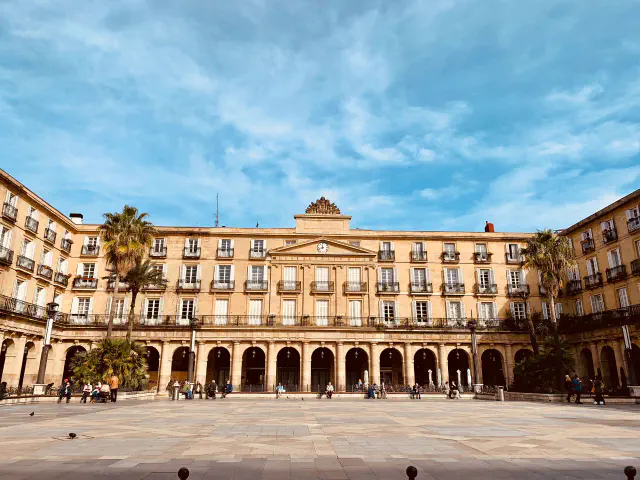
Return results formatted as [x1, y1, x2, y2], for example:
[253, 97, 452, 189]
[0, 169, 638, 393]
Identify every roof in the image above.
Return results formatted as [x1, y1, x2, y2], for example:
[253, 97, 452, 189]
[560, 188, 640, 235]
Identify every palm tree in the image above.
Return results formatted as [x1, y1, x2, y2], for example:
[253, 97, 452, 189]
[100, 206, 156, 338]
[522, 229, 576, 389]
[123, 259, 165, 342]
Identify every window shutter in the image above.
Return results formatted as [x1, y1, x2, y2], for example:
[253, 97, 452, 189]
[122, 298, 129, 320]
[250, 239, 254, 250]
[196, 238, 201, 249]
[142, 298, 148, 316]
[425, 267, 431, 282]
[162, 264, 167, 278]
[71, 297, 79, 314]
[489, 269, 495, 285]
[592, 257, 599, 273]
[378, 300, 384, 318]
[586, 260, 593, 276]
[77, 263, 84, 276]
[475, 269, 480, 285]
[217, 239, 222, 249]
[94, 264, 99, 279]
[184, 238, 189, 248]
[194, 297, 198, 316]
[422, 241, 427, 255]
[196, 264, 202, 281]
[509, 302, 515, 317]
[230, 265, 235, 281]
[263, 239, 267, 251]
[458, 267, 463, 285]
[180, 265, 185, 281]
[159, 297, 164, 317]
[394, 300, 399, 317]
[3, 229, 12, 248]
[377, 268, 382, 283]
[521, 269, 527, 286]
[27, 242, 36, 259]
[526, 303, 531, 317]
[88, 298, 94, 316]
[247, 265, 252, 280]
[426, 302, 432, 321]
[393, 267, 398, 283]
[476, 302, 481, 320]
[214, 265, 219, 281]
[411, 300, 417, 320]
[410, 267, 415, 283]
[390, 241, 395, 251]
[106, 297, 112, 315]
[379, 241, 384, 251]
[230, 239, 235, 250]
[492, 302, 498, 318]
[177, 298, 182, 318]
[607, 251, 614, 268]
[542, 303, 548, 320]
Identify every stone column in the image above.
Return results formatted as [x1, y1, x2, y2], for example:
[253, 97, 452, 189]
[438, 344, 449, 386]
[612, 339, 627, 384]
[231, 341, 242, 389]
[195, 342, 208, 385]
[589, 342, 602, 377]
[370, 342, 380, 385]
[336, 342, 346, 391]
[266, 341, 277, 390]
[302, 342, 312, 392]
[158, 341, 172, 391]
[404, 343, 414, 387]
[504, 344, 514, 385]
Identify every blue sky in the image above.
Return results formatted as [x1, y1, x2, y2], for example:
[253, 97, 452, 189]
[1, 1, 639, 232]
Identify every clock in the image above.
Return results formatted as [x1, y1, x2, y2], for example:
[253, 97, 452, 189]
[317, 242, 329, 253]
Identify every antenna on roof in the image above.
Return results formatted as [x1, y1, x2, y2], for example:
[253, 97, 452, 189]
[256, 218, 259, 228]
[215, 193, 219, 228]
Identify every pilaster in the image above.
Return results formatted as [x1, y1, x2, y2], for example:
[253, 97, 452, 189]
[231, 341, 242, 388]
[370, 342, 380, 385]
[336, 342, 346, 390]
[302, 341, 311, 392]
[404, 342, 414, 386]
[438, 344, 449, 385]
[195, 342, 208, 385]
[266, 341, 277, 389]
[158, 341, 172, 390]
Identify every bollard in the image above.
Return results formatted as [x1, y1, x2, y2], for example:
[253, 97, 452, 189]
[625, 466, 636, 480]
[173, 386, 180, 401]
[178, 467, 190, 479]
[406, 466, 417, 479]
[497, 386, 505, 402]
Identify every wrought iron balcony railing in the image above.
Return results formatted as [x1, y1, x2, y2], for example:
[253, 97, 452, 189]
[566, 279, 582, 296]
[474, 252, 492, 263]
[149, 247, 167, 258]
[61, 238, 73, 253]
[311, 281, 335, 293]
[343, 281, 367, 294]
[584, 273, 603, 289]
[581, 238, 595, 254]
[602, 228, 617, 244]
[24, 216, 39, 234]
[605, 265, 627, 283]
[37, 264, 53, 280]
[442, 283, 465, 294]
[632, 259, 640, 276]
[72, 277, 98, 289]
[16, 255, 35, 272]
[183, 247, 201, 259]
[410, 251, 427, 262]
[277, 280, 301, 293]
[505, 252, 522, 264]
[107, 279, 130, 291]
[559, 304, 640, 334]
[628, 217, 640, 234]
[210, 280, 235, 291]
[475, 283, 498, 295]
[217, 248, 234, 258]
[2, 202, 17, 222]
[141, 279, 168, 291]
[43, 228, 57, 244]
[410, 282, 433, 294]
[245, 280, 268, 291]
[442, 251, 460, 263]
[378, 250, 395, 261]
[177, 279, 201, 291]
[54, 271, 70, 286]
[249, 249, 267, 259]
[0, 294, 47, 321]
[507, 284, 530, 297]
[376, 282, 399, 293]
[0, 246, 13, 266]
[81, 245, 100, 256]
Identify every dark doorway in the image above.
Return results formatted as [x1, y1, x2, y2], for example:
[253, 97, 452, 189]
[481, 349, 506, 387]
[242, 347, 265, 390]
[62, 346, 87, 384]
[379, 348, 403, 386]
[414, 348, 437, 387]
[345, 348, 368, 389]
[207, 347, 231, 385]
[311, 347, 334, 391]
[448, 348, 470, 389]
[171, 347, 190, 382]
[276, 347, 300, 391]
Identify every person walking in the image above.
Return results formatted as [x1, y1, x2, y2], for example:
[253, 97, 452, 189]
[572, 374, 583, 404]
[109, 374, 119, 403]
[57, 378, 71, 403]
[414, 384, 421, 400]
[195, 381, 203, 400]
[81, 382, 91, 403]
[357, 379, 363, 392]
[565, 374, 573, 403]
[593, 376, 605, 405]
[326, 382, 334, 399]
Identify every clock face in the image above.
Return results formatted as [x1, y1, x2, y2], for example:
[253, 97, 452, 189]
[317, 242, 329, 253]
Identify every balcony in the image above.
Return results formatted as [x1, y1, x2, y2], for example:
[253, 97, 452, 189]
[602, 228, 617, 244]
[81, 245, 100, 256]
[584, 273, 603, 289]
[628, 216, 640, 234]
[0, 246, 13, 266]
[177, 279, 201, 291]
[474, 283, 498, 295]
[249, 249, 267, 259]
[410, 282, 433, 294]
[311, 281, 335, 293]
[442, 251, 460, 263]
[2, 202, 17, 222]
[54, 272, 70, 286]
[16, 255, 35, 273]
[507, 284, 530, 297]
[0, 294, 47, 321]
[24, 216, 39, 234]
[605, 265, 627, 283]
[506, 252, 522, 264]
[245, 280, 268, 292]
[217, 248, 234, 259]
[632, 259, 640, 276]
[72, 277, 98, 289]
[410, 251, 427, 262]
[343, 281, 367, 294]
[149, 247, 167, 258]
[581, 238, 595, 254]
[378, 250, 395, 262]
[107, 278, 130, 291]
[37, 264, 53, 280]
[183, 247, 201, 259]
[474, 252, 492, 263]
[210, 280, 235, 292]
[61, 238, 73, 253]
[566, 279, 582, 296]
[442, 283, 465, 295]
[375, 282, 399, 294]
[277, 280, 301, 293]
[142, 279, 168, 291]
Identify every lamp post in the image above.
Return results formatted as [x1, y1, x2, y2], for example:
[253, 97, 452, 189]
[33, 301, 58, 395]
[467, 318, 481, 393]
[187, 316, 199, 384]
[622, 324, 637, 393]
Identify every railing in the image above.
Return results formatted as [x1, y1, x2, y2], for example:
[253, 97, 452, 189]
[343, 281, 367, 293]
[245, 280, 268, 291]
[107, 279, 130, 291]
[177, 279, 201, 291]
[37, 264, 53, 280]
[0, 246, 13, 266]
[474, 283, 498, 295]
[602, 228, 617, 244]
[61, 238, 73, 252]
[378, 250, 395, 261]
[559, 304, 640, 334]
[442, 283, 465, 294]
[311, 281, 335, 293]
[149, 247, 167, 258]
[142, 279, 168, 291]
[442, 251, 460, 262]
[628, 216, 640, 233]
[566, 279, 582, 295]
[376, 282, 399, 293]
[410, 251, 427, 262]
[72, 277, 98, 289]
[581, 237, 595, 254]
[474, 252, 492, 263]
[16, 255, 35, 272]
[217, 248, 234, 258]
[505, 252, 522, 264]
[410, 282, 433, 294]
[277, 280, 301, 292]
[632, 259, 640, 276]
[584, 273, 603, 289]
[249, 249, 267, 259]
[606, 264, 627, 283]
[210, 280, 235, 291]
[183, 247, 201, 258]
[43, 227, 57, 243]
[507, 284, 530, 297]
[0, 294, 47, 321]
[81, 245, 100, 256]
[2, 202, 17, 221]
[54, 271, 70, 286]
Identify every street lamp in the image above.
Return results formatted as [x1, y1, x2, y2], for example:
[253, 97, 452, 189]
[187, 316, 199, 383]
[622, 323, 637, 390]
[467, 318, 481, 393]
[33, 301, 58, 395]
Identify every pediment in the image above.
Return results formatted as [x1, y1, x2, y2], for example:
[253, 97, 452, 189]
[269, 238, 376, 257]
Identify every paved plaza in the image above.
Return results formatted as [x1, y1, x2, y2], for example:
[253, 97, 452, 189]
[0, 397, 639, 479]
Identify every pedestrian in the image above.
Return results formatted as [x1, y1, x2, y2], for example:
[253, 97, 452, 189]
[565, 374, 573, 403]
[195, 381, 203, 399]
[57, 379, 71, 404]
[207, 380, 217, 399]
[166, 380, 174, 399]
[357, 379, 363, 391]
[326, 382, 334, 399]
[276, 383, 283, 399]
[81, 382, 91, 403]
[90, 383, 100, 403]
[450, 381, 460, 399]
[380, 382, 387, 399]
[0, 381, 7, 400]
[443, 382, 450, 399]
[414, 384, 421, 400]
[593, 376, 605, 405]
[109, 374, 119, 403]
[572, 374, 583, 404]
[99, 382, 111, 403]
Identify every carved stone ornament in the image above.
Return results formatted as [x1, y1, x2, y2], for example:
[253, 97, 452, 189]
[305, 197, 341, 215]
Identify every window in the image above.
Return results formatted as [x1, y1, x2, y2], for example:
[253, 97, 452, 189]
[617, 288, 629, 308]
[0, 225, 11, 248]
[28, 206, 37, 218]
[381, 301, 396, 324]
[152, 264, 164, 277]
[180, 299, 195, 320]
[109, 298, 126, 321]
[316, 299, 329, 326]
[636, 240, 640, 258]
[381, 241, 392, 252]
[347, 267, 361, 291]
[20, 239, 35, 259]
[626, 206, 640, 232]
[86, 236, 98, 248]
[585, 257, 599, 275]
[506, 243, 521, 261]
[581, 229, 592, 241]
[285, 240, 297, 246]
[443, 243, 456, 260]
[349, 300, 362, 326]
[82, 263, 96, 278]
[57, 257, 68, 274]
[251, 265, 265, 282]
[590, 294, 605, 313]
[576, 299, 584, 316]
[413, 242, 425, 254]
[445, 267, 460, 284]
[13, 279, 27, 302]
[380, 267, 394, 284]
[186, 238, 199, 253]
[542, 302, 562, 320]
[146, 299, 161, 320]
[478, 269, 491, 287]
[475, 243, 487, 255]
[282, 299, 296, 326]
[478, 302, 496, 320]
[214, 299, 229, 325]
[510, 302, 527, 320]
[414, 301, 431, 323]
[252, 239, 265, 252]
[217, 265, 231, 282]
[47, 219, 56, 230]
[5, 191, 17, 206]
[315, 266, 330, 290]
[248, 299, 262, 325]
[34, 287, 46, 307]
[607, 248, 622, 268]
[184, 265, 198, 283]
[77, 298, 91, 318]
[508, 270, 523, 287]
[412, 268, 427, 285]
[153, 238, 166, 253]
[218, 239, 233, 257]
[446, 301, 463, 320]
[567, 266, 580, 281]
[41, 249, 53, 267]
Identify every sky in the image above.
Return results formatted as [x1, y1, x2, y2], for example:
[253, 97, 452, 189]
[1, 1, 639, 232]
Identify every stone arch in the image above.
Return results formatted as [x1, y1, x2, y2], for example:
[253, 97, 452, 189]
[145, 346, 161, 388]
[380, 348, 403, 387]
[18, 341, 37, 389]
[311, 347, 334, 392]
[62, 345, 87, 384]
[345, 347, 369, 389]
[207, 346, 231, 385]
[448, 348, 471, 389]
[171, 346, 191, 382]
[631, 344, 640, 385]
[241, 346, 266, 390]
[578, 348, 595, 380]
[414, 348, 437, 387]
[481, 348, 506, 387]
[600, 345, 619, 389]
[276, 346, 300, 390]
[514, 348, 533, 364]
[0, 338, 16, 384]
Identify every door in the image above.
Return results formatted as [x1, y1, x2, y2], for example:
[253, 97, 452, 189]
[315, 267, 329, 291]
[282, 299, 296, 326]
[349, 300, 362, 326]
[347, 267, 361, 291]
[617, 288, 629, 308]
[214, 299, 229, 325]
[283, 266, 297, 290]
[248, 299, 262, 325]
[316, 300, 329, 326]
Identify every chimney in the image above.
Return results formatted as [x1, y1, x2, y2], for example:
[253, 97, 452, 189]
[484, 221, 495, 233]
[70, 213, 84, 225]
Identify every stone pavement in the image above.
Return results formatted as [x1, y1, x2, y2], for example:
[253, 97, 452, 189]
[0, 396, 639, 479]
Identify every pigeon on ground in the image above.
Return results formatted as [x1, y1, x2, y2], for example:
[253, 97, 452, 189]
[29, 412, 35, 416]
[68, 433, 77, 439]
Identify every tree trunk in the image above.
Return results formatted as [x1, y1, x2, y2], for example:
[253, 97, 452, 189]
[526, 317, 539, 355]
[106, 272, 119, 338]
[548, 292, 563, 391]
[126, 289, 138, 344]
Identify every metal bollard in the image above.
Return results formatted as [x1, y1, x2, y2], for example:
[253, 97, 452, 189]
[625, 466, 636, 480]
[178, 467, 190, 479]
[497, 386, 505, 402]
[406, 466, 417, 479]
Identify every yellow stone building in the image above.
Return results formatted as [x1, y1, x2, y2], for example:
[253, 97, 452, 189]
[0, 168, 638, 393]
